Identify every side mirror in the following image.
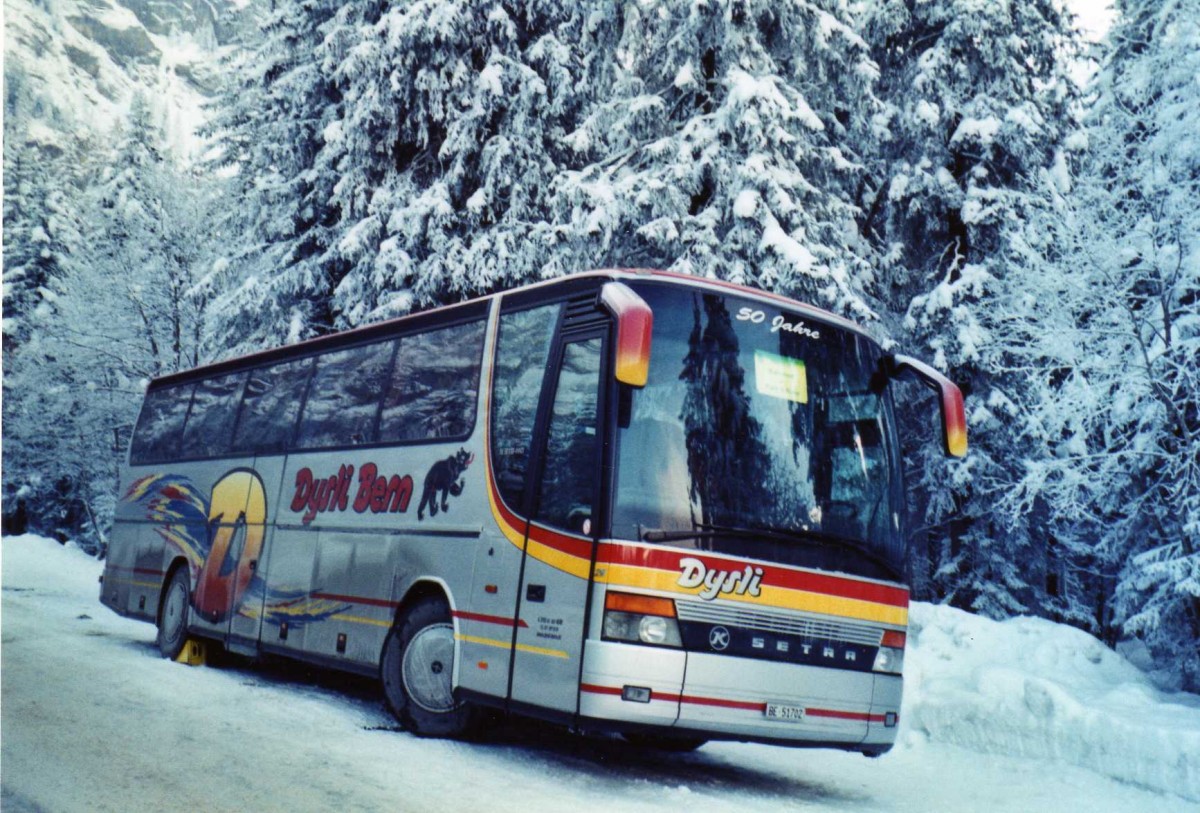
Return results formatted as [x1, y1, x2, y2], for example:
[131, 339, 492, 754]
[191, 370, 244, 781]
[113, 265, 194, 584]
[886, 354, 968, 458]
[599, 282, 653, 388]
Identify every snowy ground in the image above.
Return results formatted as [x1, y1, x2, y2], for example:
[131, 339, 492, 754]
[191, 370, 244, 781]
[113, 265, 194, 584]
[3, 534, 1198, 812]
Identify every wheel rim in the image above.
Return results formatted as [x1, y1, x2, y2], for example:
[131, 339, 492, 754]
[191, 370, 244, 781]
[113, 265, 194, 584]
[401, 622, 458, 713]
[163, 579, 187, 644]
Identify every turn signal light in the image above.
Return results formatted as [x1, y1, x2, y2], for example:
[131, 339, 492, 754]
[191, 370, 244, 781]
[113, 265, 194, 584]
[605, 591, 677, 617]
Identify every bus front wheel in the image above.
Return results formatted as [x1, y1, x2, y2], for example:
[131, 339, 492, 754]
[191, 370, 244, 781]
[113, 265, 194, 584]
[381, 596, 477, 738]
[157, 567, 191, 660]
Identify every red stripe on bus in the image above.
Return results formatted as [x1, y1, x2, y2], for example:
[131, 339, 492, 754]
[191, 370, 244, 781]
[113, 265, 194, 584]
[527, 522, 594, 560]
[678, 693, 764, 711]
[489, 475, 526, 536]
[579, 683, 888, 721]
[578, 684, 759, 710]
[311, 592, 398, 609]
[452, 611, 529, 629]
[484, 453, 592, 561]
[597, 542, 909, 607]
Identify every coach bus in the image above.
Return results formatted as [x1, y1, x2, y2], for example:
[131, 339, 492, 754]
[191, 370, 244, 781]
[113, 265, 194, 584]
[100, 270, 966, 754]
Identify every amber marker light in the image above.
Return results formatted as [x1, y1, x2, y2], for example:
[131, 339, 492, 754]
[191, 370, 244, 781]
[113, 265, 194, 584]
[605, 591, 677, 617]
[600, 282, 653, 388]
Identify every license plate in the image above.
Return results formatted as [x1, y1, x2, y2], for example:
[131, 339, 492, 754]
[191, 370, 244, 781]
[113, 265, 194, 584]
[764, 703, 806, 722]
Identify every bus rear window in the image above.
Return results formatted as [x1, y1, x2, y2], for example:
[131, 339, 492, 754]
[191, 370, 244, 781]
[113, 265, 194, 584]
[178, 372, 246, 459]
[130, 385, 193, 465]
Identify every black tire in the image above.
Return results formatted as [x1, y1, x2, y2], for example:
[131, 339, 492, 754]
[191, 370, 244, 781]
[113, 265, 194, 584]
[157, 567, 191, 660]
[621, 732, 708, 752]
[381, 596, 477, 738]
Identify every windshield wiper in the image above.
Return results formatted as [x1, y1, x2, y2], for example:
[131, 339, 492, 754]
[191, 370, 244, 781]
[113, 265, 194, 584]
[641, 523, 902, 581]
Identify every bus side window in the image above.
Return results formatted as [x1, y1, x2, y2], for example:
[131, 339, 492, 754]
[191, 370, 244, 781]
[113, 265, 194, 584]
[491, 304, 562, 513]
[178, 371, 246, 459]
[379, 320, 486, 443]
[230, 357, 314, 455]
[130, 384, 194, 465]
[536, 337, 603, 534]
[296, 339, 397, 449]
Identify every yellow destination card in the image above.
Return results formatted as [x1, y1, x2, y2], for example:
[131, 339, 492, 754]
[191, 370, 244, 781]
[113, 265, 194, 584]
[754, 350, 808, 403]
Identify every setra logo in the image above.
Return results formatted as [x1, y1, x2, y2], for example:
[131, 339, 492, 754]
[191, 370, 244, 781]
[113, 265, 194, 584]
[677, 557, 765, 600]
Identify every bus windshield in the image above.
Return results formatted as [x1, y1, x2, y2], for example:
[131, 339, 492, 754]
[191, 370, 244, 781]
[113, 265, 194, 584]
[612, 283, 905, 582]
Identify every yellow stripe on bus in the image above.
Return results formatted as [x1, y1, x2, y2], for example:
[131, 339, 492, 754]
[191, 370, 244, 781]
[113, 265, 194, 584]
[485, 482, 526, 549]
[596, 563, 909, 626]
[524, 536, 591, 579]
[330, 613, 392, 628]
[484, 474, 591, 579]
[455, 633, 569, 659]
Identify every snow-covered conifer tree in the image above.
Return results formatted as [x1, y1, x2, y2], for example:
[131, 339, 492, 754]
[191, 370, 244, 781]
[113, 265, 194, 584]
[313, 0, 614, 324]
[216, 0, 886, 335]
[1001, 0, 1199, 688]
[2, 125, 88, 539]
[2, 129, 85, 353]
[552, 0, 884, 316]
[203, 0, 347, 353]
[4, 96, 220, 550]
[859, 0, 1082, 616]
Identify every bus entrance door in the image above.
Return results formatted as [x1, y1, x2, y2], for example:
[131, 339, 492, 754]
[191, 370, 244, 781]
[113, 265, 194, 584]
[509, 334, 606, 717]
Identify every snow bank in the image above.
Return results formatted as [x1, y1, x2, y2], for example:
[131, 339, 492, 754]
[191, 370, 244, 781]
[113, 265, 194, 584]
[2, 533, 104, 595]
[904, 602, 1200, 802]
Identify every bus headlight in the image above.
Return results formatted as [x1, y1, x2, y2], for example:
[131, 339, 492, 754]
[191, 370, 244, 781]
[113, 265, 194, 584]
[602, 591, 682, 648]
[873, 630, 906, 674]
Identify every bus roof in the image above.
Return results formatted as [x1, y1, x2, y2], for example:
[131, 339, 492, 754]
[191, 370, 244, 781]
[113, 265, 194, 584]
[149, 270, 874, 391]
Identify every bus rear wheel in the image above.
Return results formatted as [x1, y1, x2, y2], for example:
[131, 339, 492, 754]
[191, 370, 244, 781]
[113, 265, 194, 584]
[381, 596, 477, 738]
[157, 567, 191, 660]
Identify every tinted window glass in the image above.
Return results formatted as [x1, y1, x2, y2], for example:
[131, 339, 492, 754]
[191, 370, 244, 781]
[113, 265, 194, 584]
[537, 338, 603, 533]
[295, 340, 397, 449]
[490, 304, 561, 511]
[178, 372, 246, 459]
[231, 358, 314, 454]
[379, 320, 485, 443]
[130, 385, 193, 464]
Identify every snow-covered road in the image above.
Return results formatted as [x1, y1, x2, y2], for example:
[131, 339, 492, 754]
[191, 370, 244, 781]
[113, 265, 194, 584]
[2, 535, 1196, 813]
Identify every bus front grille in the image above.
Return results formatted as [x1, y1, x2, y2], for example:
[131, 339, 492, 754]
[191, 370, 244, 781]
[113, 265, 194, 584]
[674, 600, 885, 647]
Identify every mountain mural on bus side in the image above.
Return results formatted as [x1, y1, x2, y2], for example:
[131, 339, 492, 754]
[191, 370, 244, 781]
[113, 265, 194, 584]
[123, 472, 350, 630]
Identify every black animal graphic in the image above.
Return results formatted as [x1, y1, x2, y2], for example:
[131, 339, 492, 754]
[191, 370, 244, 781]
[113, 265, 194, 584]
[417, 448, 474, 520]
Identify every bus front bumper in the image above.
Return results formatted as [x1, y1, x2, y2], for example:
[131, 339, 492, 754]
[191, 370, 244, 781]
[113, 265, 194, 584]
[578, 641, 902, 751]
